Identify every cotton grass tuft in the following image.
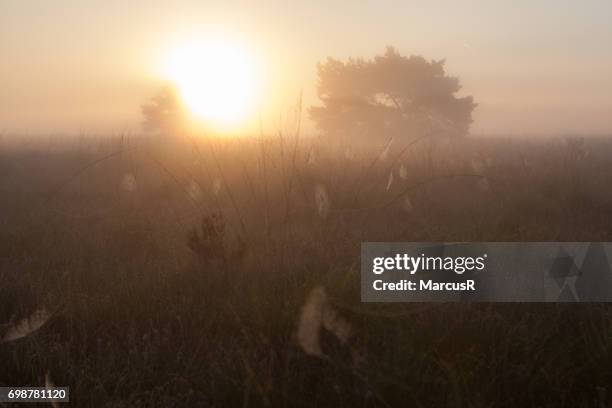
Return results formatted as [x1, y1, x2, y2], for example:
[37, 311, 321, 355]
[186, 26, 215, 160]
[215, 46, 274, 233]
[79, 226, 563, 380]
[402, 196, 414, 213]
[212, 178, 222, 196]
[120, 173, 137, 192]
[344, 146, 355, 161]
[2, 308, 52, 343]
[314, 184, 330, 219]
[477, 178, 490, 191]
[470, 159, 485, 173]
[307, 149, 318, 166]
[399, 164, 408, 180]
[296, 287, 353, 358]
[296, 287, 327, 357]
[187, 180, 203, 202]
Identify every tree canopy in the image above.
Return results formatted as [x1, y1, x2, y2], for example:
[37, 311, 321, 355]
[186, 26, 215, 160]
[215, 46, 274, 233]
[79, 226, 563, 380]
[309, 47, 476, 139]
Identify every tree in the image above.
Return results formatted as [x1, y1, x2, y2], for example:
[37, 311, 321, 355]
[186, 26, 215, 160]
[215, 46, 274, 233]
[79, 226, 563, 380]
[141, 86, 188, 135]
[309, 47, 476, 139]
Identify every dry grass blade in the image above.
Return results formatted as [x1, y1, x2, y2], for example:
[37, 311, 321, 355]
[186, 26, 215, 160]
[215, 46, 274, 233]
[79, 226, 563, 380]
[379, 137, 393, 161]
[386, 171, 394, 192]
[45, 372, 60, 408]
[2, 308, 52, 343]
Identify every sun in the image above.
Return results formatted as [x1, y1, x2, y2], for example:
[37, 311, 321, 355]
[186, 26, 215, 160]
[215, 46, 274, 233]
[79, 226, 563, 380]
[164, 39, 259, 130]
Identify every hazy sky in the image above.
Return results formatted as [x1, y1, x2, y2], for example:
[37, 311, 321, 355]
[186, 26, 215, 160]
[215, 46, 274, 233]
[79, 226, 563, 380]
[2, 0, 612, 135]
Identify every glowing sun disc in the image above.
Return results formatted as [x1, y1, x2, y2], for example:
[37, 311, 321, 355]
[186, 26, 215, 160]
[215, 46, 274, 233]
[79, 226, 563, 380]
[165, 40, 258, 128]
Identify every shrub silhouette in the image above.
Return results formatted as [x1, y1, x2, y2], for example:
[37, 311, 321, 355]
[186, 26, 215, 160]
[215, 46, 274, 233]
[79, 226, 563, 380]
[141, 86, 188, 135]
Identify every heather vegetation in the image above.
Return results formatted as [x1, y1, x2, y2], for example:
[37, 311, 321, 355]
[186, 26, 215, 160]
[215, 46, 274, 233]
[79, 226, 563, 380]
[2, 131, 612, 406]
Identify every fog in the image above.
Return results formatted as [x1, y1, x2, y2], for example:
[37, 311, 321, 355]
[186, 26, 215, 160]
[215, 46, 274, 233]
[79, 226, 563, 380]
[5, 2, 612, 406]
[2, 0, 612, 135]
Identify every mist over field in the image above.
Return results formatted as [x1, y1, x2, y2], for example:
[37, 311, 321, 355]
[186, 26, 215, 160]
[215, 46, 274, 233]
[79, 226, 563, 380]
[3, 1, 612, 407]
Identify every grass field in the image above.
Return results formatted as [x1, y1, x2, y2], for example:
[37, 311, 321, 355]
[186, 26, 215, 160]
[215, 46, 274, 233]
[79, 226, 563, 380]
[2, 132, 612, 407]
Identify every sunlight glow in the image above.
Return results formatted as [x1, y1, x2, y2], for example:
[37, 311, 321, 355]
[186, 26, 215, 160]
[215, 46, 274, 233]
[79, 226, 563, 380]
[164, 39, 259, 130]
